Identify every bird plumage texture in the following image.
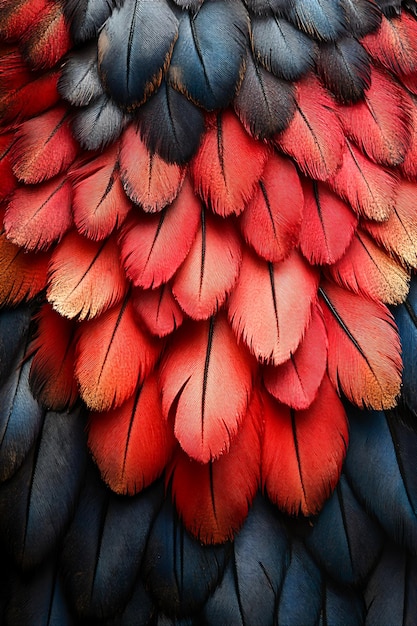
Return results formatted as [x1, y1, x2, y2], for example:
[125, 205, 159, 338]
[0, 0, 417, 622]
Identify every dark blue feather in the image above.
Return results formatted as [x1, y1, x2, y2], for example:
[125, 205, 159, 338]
[285, 0, 348, 41]
[305, 474, 383, 585]
[345, 406, 417, 552]
[62, 468, 162, 622]
[72, 94, 127, 151]
[168, 1, 248, 110]
[394, 278, 417, 420]
[63, 0, 123, 43]
[143, 497, 229, 617]
[316, 38, 371, 103]
[319, 579, 365, 626]
[340, 0, 382, 37]
[0, 305, 31, 385]
[0, 408, 86, 570]
[202, 496, 289, 625]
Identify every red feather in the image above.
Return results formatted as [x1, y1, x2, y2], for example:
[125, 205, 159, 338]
[169, 390, 262, 543]
[47, 230, 127, 320]
[71, 145, 132, 240]
[29, 303, 78, 411]
[328, 229, 409, 305]
[10, 106, 79, 184]
[400, 95, 417, 179]
[0, 0, 50, 41]
[160, 314, 254, 463]
[75, 298, 162, 412]
[191, 111, 269, 217]
[120, 176, 200, 289]
[320, 281, 402, 410]
[275, 75, 344, 181]
[329, 141, 397, 221]
[228, 248, 319, 365]
[4, 176, 72, 251]
[263, 303, 327, 411]
[299, 179, 358, 266]
[262, 375, 348, 516]
[131, 285, 184, 337]
[120, 124, 185, 212]
[0, 131, 17, 201]
[172, 211, 242, 320]
[19, 1, 71, 69]
[88, 373, 176, 495]
[0, 233, 48, 305]
[239, 152, 303, 262]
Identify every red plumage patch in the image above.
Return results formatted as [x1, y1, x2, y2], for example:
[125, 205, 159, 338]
[120, 176, 200, 289]
[362, 12, 417, 77]
[400, 95, 417, 180]
[299, 179, 358, 266]
[160, 314, 254, 463]
[328, 229, 409, 305]
[191, 110, 269, 217]
[169, 390, 263, 543]
[120, 124, 184, 212]
[29, 303, 78, 411]
[71, 145, 132, 240]
[275, 75, 344, 181]
[0, 132, 17, 201]
[75, 298, 162, 412]
[228, 248, 319, 365]
[131, 285, 184, 337]
[239, 152, 303, 262]
[262, 375, 348, 516]
[320, 281, 402, 410]
[0, 0, 50, 41]
[263, 304, 327, 411]
[0, 233, 48, 305]
[47, 230, 127, 320]
[4, 176, 72, 251]
[10, 106, 79, 184]
[88, 373, 176, 495]
[329, 141, 397, 221]
[20, 1, 71, 69]
[363, 179, 417, 268]
[337, 68, 411, 167]
[172, 211, 242, 320]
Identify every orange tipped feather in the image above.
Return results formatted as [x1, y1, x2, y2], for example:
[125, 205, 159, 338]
[160, 314, 254, 463]
[0, 233, 48, 305]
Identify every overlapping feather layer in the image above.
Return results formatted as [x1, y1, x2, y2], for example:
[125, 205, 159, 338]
[0, 0, 416, 543]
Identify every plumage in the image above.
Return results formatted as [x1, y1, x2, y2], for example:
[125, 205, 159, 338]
[1, 0, 417, 623]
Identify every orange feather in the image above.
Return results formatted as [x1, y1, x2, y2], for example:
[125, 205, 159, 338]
[0, 233, 48, 305]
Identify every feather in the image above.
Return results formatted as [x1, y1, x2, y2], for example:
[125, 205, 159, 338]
[285, 0, 347, 41]
[10, 107, 78, 184]
[363, 179, 417, 268]
[98, 0, 179, 109]
[172, 210, 242, 320]
[63, 0, 120, 44]
[0, 304, 31, 385]
[305, 475, 383, 585]
[5, 176, 73, 251]
[202, 495, 289, 625]
[320, 579, 365, 626]
[143, 496, 228, 617]
[320, 281, 402, 409]
[168, 0, 248, 110]
[263, 303, 328, 410]
[75, 298, 161, 411]
[239, 152, 303, 263]
[71, 145, 132, 240]
[316, 38, 371, 103]
[0, 356, 43, 482]
[160, 314, 254, 462]
[120, 176, 200, 289]
[250, 14, 317, 81]
[169, 391, 262, 542]
[0, 407, 87, 570]
[340, 0, 382, 38]
[58, 42, 103, 107]
[228, 248, 319, 365]
[400, 95, 417, 179]
[47, 230, 127, 321]
[20, 2, 71, 69]
[71, 94, 126, 152]
[131, 285, 184, 338]
[62, 467, 163, 621]
[0, 0, 50, 40]
[299, 179, 358, 266]
[262, 375, 348, 516]
[362, 11, 417, 76]
[29, 304, 78, 411]
[337, 67, 412, 167]
[136, 80, 205, 164]
[275, 75, 345, 181]
[88, 373, 175, 495]
[191, 111, 269, 217]
[0, 234, 48, 306]
[234, 51, 297, 139]
[120, 124, 185, 212]
[345, 407, 417, 552]
[328, 229, 410, 305]
[329, 140, 397, 221]
[0, 131, 17, 201]
[394, 277, 417, 417]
